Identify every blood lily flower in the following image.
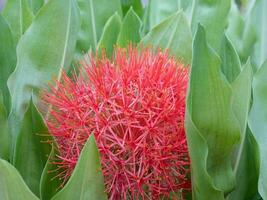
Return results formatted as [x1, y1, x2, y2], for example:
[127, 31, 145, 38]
[43, 47, 191, 200]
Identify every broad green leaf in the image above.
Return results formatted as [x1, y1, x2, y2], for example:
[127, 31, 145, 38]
[249, 60, 267, 199]
[13, 100, 51, 197]
[0, 158, 39, 200]
[227, 127, 259, 200]
[120, 0, 143, 17]
[147, 0, 193, 30]
[231, 62, 252, 138]
[40, 147, 62, 200]
[186, 25, 240, 199]
[191, 0, 231, 51]
[27, 0, 44, 14]
[0, 92, 10, 161]
[2, 0, 33, 44]
[97, 13, 122, 57]
[7, 0, 80, 152]
[117, 8, 141, 47]
[185, 114, 224, 200]
[226, 2, 257, 64]
[220, 35, 241, 83]
[221, 39, 254, 200]
[141, 11, 192, 64]
[51, 135, 107, 200]
[250, 0, 267, 68]
[0, 15, 16, 112]
[230, 62, 254, 198]
[76, 0, 122, 57]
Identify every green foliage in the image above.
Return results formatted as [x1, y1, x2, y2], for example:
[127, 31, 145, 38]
[7, 0, 80, 152]
[0, 15, 16, 113]
[0, 92, 10, 161]
[186, 25, 240, 199]
[0, 159, 39, 200]
[2, 0, 33, 44]
[117, 8, 141, 47]
[75, 0, 122, 58]
[40, 147, 62, 200]
[249, 60, 267, 199]
[191, 0, 231, 51]
[13, 100, 51, 196]
[27, 0, 44, 15]
[120, 0, 143, 17]
[226, 2, 257, 65]
[141, 11, 192, 64]
[97, 13, 122, 57]
[144, 0, 193, 31]
[249, 0, 267, 68]
[51, 135, 107, 200]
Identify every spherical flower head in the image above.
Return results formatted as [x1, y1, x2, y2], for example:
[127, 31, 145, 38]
[43, 47, 191, 200]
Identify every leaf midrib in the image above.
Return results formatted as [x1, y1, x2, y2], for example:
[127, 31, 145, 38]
[89, 0, 97, 50]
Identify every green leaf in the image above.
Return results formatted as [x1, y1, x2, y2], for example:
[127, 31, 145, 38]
[227, 127, 259, 200]
[231, 61, 252, 138]
[51, 135, 107, 200]
[0, 15, 16, 113]
[229, 62, 254, 200]
[220, 36, 254, 200]
[220, 35, 241, 83]
[40, 147, 62, 200]
[226, 2, 257, 64]
[13, 100, 51, 197]
[185, 114, 224, 200]
[2, 0, 33, 44]
[141, 11, 192, 64]
[27, 0, 44, 15]
[186, 25, 240, 199]
[120, 0, 143, 17]
[97, 13, 122, 57]
[191, 0, 231, 51]
[249, 60, 267, 199]
[7, 0, 80, 151]
[75, 0, 122, 57]
[0, 91, 10, 161]
[146, 0, 193, 30]
[0, 158, 39, 200]
[250, 0, 267, 68]
[117, 8, 141, 47]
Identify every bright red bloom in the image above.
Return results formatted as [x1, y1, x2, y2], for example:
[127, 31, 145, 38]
[44, 47, 190, 200]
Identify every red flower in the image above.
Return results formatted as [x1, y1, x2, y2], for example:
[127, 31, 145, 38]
[43, 47, 191, 200]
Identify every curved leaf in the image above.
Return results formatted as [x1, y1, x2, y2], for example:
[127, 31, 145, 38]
[0, 92, 10, 161]
[7, 0, 80, 150]
[226, 2, 257, 64]
[186, 25, 240, 199]
[227, 127, 260, 200]
[117, 8, 141, 47]
[76, 0, 122, 57]
[0, 158, 39, 200]
[51, 135, 107, 200]
[191, 0, 231, 51]
[250, 0, 267, 68]
[40, 147, 62, 200]
[141, 11, 192, 64]
[27, 0, 44, 15]
[146, 0, 193, 30]
[220, 35, 241, 83]
[0, 15, 16, 112]
[2, 0, 33, 44]
[249, 60, 267, 199]
[120, 0, 143, 17]
[97, 13, 122, 57]
[13, 100, 51, 197]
